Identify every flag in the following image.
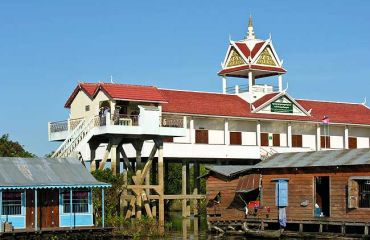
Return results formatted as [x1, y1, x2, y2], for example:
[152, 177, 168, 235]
[322, 116, 330, 124]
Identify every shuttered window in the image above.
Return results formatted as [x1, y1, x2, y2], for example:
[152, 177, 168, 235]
[230, 132, 242, 145]
[275, 180, 288, 207]
[260, 133, 269, 146]
[348, 137, 357, 149]
[292, 135, 303, 148]
[348, 179, 359, 209]
[195, 130, 208, 144]
[273, 134, 280, 147]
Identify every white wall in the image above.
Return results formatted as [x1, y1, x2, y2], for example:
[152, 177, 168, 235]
[229, 120, 257, 145]
[292, 123, 316, 149]
[70, 91, 93, 119]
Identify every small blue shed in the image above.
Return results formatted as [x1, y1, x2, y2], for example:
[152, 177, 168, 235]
[0, 157, 110, 232]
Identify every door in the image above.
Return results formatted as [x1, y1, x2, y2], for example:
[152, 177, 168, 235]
[292, 135, 303, 148]
[273, 134, 280, 147]
[26, 190, 39, 229]
[260, 133, 269, 146]
[195, 130, 208, 144]
[39, 189, 59, 229]
[348, 137, 357, 149]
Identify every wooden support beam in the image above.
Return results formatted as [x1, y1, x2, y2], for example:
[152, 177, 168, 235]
[132, 140, 144, 169]
[156, 139, 165, 233]
[125, 198, 136, 220]
[111, 142, 121, 175]
[186, 161, 190, 217]
[141, 192, 153, 218]
[193, 162, 200, 216]
[118, 145, 133, 172]
[89, 142, 100, 172]
[182, 160, 187, 218]
[98, 142, 112, 170]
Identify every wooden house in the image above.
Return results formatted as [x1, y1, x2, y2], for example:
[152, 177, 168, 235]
[0, 157, 110, 233]
[205, 148, 370, 235]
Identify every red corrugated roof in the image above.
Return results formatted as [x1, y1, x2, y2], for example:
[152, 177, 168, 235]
[252, 92, 279, 108]
[160, 89, 370, 125]
[65, 83, 166, 108]
[98, 83, 167, 103]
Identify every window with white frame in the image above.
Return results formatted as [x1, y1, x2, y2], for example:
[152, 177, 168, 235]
[62, 190, 89, 213]
[2, 191, 23, 215]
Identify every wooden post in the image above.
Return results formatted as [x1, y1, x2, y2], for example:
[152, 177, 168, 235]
[186, 162, 190, 217]
[319, 223, 323, 233]
[193, 162, 200, 216]
[122, 171, 128, 218]
[299, 223, 303, 232]
[102, 188, 105, 228]
[182, 160, 187, 218]
[136, 170, 142, 219]
[98, 142, 113, 170]
[341, 223, 346, 234]
[111, 140, 121, 175]
[157, 139, 165, 233]
[0, 191, 2, 233]
[34, 189, 38, 231]
[133, 140, 144, 169]
[70, 188, 73, 229]
[164, 161, 168, 194]
[89, 142, 99, 172]
[365, 225, 369, 235]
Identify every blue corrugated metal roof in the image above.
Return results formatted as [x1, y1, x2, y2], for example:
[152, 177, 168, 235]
[0, 157, 110, 190]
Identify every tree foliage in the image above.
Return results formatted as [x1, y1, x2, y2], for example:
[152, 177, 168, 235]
[0, 134, 35, 157]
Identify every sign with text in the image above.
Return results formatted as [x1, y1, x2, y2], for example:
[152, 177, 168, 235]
[271, 101, 293, 113]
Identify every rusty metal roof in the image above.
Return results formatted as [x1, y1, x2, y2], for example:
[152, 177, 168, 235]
[0, 157, 110, 190]
[205, 165, 254, 178]
[254, 148, 370, 169]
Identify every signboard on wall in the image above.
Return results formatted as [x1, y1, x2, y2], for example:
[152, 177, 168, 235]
[271, 101, 293, 113]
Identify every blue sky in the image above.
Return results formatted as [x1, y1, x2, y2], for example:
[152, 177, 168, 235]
[1, 1, 370, 156]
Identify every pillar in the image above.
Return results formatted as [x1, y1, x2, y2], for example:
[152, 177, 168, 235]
[34, 189, 38, 231]
[224, 119, 230, 145]
[182, 160, 187, 217]
[157, 140, 165, 233]
[0, 191, 2, 233]
[69, 188, 73, 229]
[235, 85, 240, 94]
[287, 123, 292, 148]
[134, 140, 144, 169]
[102, 188, 105, 228]
[256, 121, 261, 146]
[316, 125, 321, 151]
[193, 162, 200, 216]
[89, 142, 99, 172]
[248, 71, 253, 93]
[186, 162, 190, 216]
[145, 167, 151, 196]
[111, 142, 121, 175]
[183, 116, 188, 129]
[278, 75, 283, 92]
[344, 126, 349, 149]
[222, 77, 227, 94]
[190, 118, 195, 144]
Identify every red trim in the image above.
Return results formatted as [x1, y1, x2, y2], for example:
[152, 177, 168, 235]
[251, 42, 265, 58]
[218, 64, 286, 76]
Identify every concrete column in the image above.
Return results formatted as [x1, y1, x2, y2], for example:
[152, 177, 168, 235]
[235, 85, 240, 94]
[222, 77, 227, 94]
[344, 126, 349, 149]
[256, 121, 261, 146]
[183, 116, 188, 129]
[287, 123, 292, 148]
[190, 118, 195, 144]
[316, 124, 321, 151]
[224, 119, 230, 145]
[248, 71, 253, 93]
[182, 160, 187, 217]
[111, 143, 120, 175]
[278, 75, 283, 92]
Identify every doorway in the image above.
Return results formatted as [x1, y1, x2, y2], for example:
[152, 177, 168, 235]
[315, 176, 330, 217]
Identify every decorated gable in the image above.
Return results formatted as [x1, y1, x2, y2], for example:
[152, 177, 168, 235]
[255, 47, 278, 66]
[225, 48, 246, 68]
[257, 96, 308, 116]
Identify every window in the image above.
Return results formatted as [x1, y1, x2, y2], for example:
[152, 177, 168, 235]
[2, 191, 22, 215]
[321, 136, 330, 148]
[260, 133, 269, 146]
[85, 105, 90, 112]
[292, 135, 303, 148]
[195, 130, 208, 144]
[315, 176, 330, 217]
[275, 180, 288, 207]
[230, 132, 242, 145]
[273, 134, 280, 147]
[349, 137, 357, 149]
[62, 190, 89, 213]
[359, 180, 370, 208]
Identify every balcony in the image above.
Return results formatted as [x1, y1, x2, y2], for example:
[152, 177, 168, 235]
[48, 106, 186, 142]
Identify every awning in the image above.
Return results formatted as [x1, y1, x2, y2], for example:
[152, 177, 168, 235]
[0, 183, 111, 191]
[235, 174, 260, 193]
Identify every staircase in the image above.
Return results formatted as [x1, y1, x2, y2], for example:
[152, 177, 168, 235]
[260, 147, 278, 160]
[52, 116, 97, 158]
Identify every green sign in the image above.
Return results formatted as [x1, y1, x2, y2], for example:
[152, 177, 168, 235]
[271, 101, 293, 113]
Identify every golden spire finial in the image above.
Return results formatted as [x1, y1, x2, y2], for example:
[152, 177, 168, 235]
[246, 15, 256, 40]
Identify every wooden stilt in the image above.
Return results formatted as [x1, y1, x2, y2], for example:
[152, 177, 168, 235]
[111, 141, 121, 175]
[193, 162, 200, 216]
[135, 170, 142, 219]
[133, 140, 144, 169]
[98, 142, 113, 170]
[89, 142, 99, 172]
[365, 225, 369, 235]
[182, 160, 187, 218]
[156, 139, 165, 233]
[186, 162, 190, 217]
[118, 145, 134, 172]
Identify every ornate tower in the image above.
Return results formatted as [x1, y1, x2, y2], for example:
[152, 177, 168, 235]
[218, 16, 287, 102]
